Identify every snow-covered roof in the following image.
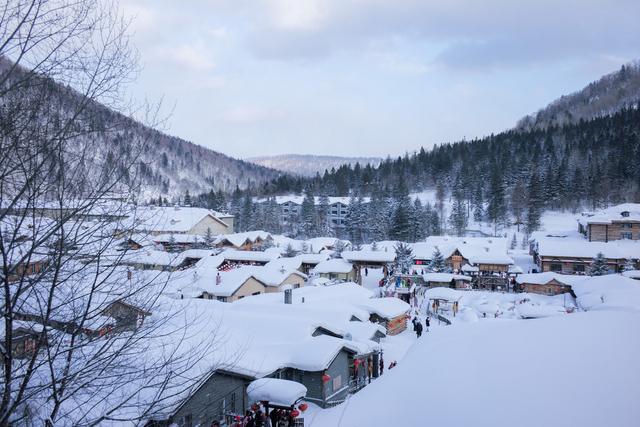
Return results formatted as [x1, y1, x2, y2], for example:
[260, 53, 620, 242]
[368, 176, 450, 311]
[296, 253, 331, 264]
[253, 266, 307, 287]
[313, 258, 354, 274]
[121, 249, 185, 267]
[537, 239, 640, 259]
[516, 272, 587, 286]
[622, 270, 640, 279]
[578, 203, 640, 226]
[153, 233, 204, 244]
[247, 378, 307, 407]
[412, 236, 513, 266]
[422, 273, 472, 282]
[255, 195, 371, 206]
[570, 274, 640, 312]
[127, 206, 230, 233]
[219, 249, 279, 263]
[342, 250, 396, 263]
[358, 297, 411, 319]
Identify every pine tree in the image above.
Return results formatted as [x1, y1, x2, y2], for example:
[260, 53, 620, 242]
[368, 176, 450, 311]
[204, 227, 214, 247]
[525, 170, 543, 235]
[430, 247, 446, 272]
[487, 167, 508, 235]
[510, 233, 517, 250]
[394, 242, 413, 274]
[300, 189, 317, 238]
[448, 189, 468, 237]
[332, 240, 346, 258]
[240, 193, 255, 232]
[317, 194, 332, 237]
[284, 243, 298, 257]
[472, 183, 484, 223]
[589, 252, 609, 276]
[389, 181, 412, 241]
[184, 190, 192, 206]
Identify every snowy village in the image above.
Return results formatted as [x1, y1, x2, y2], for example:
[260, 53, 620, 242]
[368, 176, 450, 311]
[2, 1, 640, 427]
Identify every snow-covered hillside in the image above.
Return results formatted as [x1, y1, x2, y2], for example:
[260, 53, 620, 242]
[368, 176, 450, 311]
[246, 154, 382, 177]
[517, 60, 640, 130]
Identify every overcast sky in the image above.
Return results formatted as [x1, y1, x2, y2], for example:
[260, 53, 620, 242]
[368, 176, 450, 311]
[121, 0, 640, 159]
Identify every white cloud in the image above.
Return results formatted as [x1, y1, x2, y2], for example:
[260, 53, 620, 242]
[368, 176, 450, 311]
[152, 43, 216, 72]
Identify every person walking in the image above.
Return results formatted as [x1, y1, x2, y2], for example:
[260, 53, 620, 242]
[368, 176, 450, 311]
[425, 317, 430, 332]
[379, 356, 384, 375]
[415, 321, 423, 338]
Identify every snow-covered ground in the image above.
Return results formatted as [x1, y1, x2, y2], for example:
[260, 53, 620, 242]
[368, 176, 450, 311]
[310, 310, 640, 427]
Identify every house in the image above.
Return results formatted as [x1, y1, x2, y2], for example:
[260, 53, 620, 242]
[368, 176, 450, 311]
[515, 272, 580, 296]
[533, 239, 640, 274]
[294, 253, 331, 274]
[254, 266, 307, 292]
[422, 273, 473, 289]
[5, 244, 49, 282]
[358, 297, 411, 336]
[127, 206, 233, 236]
[120, 249, 185, 271]
[313, 258, 356, 282]
[341, 250, 395, 284]
[3, 321, 44, 359]
[151, 295, 383, 424]
[101, 300, 152, 332]
[214, 231, 273, 250]
[578, 203, 640, 242]
[414, 237, 514, 273]
[186, 267, 269, 302]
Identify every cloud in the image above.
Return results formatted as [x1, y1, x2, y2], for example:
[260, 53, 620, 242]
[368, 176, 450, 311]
[234, 0, 640, 70]
[151, 43, 216, 72]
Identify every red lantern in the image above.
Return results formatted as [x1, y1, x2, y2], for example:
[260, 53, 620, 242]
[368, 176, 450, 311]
[322, 374, 331, 383]
[354, 359, 360, 369]
[298, 403, 308, 412]
[251, 403, 259, 412]
[291, 409, 300, 418]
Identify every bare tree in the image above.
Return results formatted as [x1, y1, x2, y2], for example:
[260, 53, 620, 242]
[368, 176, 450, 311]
[0, 1, 217, 425]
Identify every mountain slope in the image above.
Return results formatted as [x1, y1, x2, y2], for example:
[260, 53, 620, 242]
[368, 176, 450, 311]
[246, 154, 382, 177]
[517, 61, 640, 130]
[0, 57, 282, 200]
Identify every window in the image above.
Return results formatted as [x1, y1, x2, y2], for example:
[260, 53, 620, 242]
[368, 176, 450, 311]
[573, 264, 585, 272]
[332, 374, 342, 391]
[216, 296, 227, 302]
[252, 291, 261, 296]
[549, 263, 562, 272]
[621, 232, 632, 240]
[622, 223, 632, 229]
[621, 211, 630, 217]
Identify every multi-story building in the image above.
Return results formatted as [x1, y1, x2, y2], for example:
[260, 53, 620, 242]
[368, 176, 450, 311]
[256, 196, 369, 231]
[578, 203, 640, 242]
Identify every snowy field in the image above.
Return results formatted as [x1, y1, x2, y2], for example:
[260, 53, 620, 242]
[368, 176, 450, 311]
[309, 310, 640, 427]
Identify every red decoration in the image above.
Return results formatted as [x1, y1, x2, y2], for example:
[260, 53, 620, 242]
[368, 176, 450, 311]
[354, 359, 360, 369]
[251, 403, 259, 412]
[298, 403, 308, 412]
[291, 409, 300, 418]
[322, 374, 331, 383]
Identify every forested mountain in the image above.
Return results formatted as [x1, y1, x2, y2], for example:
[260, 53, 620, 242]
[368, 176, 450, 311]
[227, 107, 640, 238]
[0, 57, 282, 200]
[246, 154, 382, 177]
[517, 61, 640, 130]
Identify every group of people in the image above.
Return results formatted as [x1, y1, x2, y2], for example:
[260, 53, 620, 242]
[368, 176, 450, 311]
[229, 407, 296, 427]
[412, 316, 430, 338]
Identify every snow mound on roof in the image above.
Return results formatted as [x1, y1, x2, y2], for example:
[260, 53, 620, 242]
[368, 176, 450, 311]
[247, 378, 307, 407]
